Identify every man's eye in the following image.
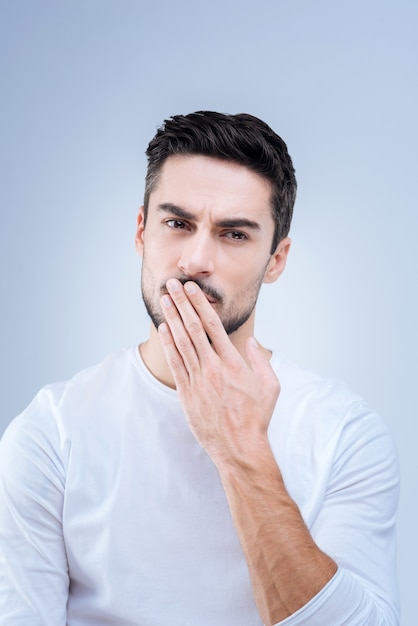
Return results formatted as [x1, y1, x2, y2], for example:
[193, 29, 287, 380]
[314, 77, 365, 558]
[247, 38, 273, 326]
[166, 219, 187, 229]
[225, 231, 248, 240]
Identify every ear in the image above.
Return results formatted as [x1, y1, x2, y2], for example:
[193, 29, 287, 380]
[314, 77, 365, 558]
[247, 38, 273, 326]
[263, 237, 291, 284]
[134, 206, 146, 257]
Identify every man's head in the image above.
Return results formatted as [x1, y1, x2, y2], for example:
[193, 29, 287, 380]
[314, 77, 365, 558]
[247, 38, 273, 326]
[136, 111, 296, 340]
[143, 111, 296, 254]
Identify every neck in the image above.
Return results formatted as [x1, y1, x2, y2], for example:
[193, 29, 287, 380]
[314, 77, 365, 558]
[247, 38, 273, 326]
[139, 325, 177, 388]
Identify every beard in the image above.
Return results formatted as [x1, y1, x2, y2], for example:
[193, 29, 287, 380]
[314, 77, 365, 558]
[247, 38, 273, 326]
[141, 262, 267, 337]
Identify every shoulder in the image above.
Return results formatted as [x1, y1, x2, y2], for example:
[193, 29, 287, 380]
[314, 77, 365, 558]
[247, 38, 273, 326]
[268, 352, 398, 522]
[0, 347, 139, 461]
[270, 351, 366, 426]
[269, 351, 398, 481]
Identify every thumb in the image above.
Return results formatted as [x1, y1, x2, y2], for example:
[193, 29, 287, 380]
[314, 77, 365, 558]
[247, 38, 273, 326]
[245, 337, 271, 374]
[246, 337, 281, 403]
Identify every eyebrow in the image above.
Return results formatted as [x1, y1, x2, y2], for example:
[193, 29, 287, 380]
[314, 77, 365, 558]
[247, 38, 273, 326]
[157, 203, 261, 231]
[157, 203, 195, 221]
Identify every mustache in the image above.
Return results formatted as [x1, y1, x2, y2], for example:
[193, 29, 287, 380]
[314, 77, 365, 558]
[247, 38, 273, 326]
[160, 276, 223, 304]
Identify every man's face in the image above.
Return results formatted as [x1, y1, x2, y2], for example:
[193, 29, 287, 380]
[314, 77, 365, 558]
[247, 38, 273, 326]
[135, 155, 289, 337]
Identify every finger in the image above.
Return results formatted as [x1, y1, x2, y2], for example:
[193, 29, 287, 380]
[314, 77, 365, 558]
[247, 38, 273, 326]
[245, 337, 281, 390]
[165, 279, 201, 326]
[182, 281, 237, 358]
[160, 292, 201, 372]
[165, 280, 217, 359]
[157, 322, 190, 388]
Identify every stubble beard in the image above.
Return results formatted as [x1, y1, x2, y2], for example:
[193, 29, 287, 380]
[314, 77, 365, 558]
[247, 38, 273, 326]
[140, 262, 267, 337]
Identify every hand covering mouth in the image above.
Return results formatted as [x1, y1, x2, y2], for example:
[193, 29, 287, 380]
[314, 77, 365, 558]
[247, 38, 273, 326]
[161, 278, 223, 305]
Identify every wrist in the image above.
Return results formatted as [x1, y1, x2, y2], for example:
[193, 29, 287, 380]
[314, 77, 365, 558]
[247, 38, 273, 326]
[214, 437, 284, 487]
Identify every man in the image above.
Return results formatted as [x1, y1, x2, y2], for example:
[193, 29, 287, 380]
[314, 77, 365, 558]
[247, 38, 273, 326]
[0, 111, 399, 625]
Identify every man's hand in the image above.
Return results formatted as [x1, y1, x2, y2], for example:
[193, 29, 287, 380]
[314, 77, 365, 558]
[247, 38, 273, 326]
[157, 278, 280, 466]
[158, 277, 337, 625]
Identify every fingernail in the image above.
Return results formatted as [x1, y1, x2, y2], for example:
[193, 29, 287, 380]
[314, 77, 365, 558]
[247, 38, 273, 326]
[184, 282, 197, 294]
[249, 337, 258, 348]
[161, 294, 172, 308]
[166, 279, 179, 292]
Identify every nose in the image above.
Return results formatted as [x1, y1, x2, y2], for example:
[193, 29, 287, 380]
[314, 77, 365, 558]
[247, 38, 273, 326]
[178, 232, 215, 278]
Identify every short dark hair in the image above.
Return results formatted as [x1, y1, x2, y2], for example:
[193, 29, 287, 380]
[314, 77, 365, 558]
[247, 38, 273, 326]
[144, 111, 297, 253]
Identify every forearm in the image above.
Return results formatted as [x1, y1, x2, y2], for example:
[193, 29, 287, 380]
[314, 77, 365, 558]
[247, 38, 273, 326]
[216, 441, 337, 625]
[157, 281, 398, 624]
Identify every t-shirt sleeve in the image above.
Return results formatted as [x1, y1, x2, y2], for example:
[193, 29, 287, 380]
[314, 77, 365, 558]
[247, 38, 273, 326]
[0, 404, 70, 625]
[274, 404, 400, 625]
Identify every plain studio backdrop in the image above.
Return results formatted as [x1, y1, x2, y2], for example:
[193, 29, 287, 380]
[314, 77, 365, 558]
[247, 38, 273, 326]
[0, 1, 416, 623]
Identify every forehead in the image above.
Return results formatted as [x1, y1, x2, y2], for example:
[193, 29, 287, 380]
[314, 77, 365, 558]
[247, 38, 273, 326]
[149, 155, 273, 221]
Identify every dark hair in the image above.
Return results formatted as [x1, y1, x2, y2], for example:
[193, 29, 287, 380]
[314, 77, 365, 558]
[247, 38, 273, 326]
[144, 111, 297, 253]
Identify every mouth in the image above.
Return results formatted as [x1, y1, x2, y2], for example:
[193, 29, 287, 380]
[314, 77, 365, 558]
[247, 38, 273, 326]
[162, 278, 222, 306]
[196, 284, 222, 306]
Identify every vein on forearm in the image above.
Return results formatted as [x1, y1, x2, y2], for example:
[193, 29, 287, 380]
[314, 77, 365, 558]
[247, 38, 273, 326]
[216, 446, 337, 625]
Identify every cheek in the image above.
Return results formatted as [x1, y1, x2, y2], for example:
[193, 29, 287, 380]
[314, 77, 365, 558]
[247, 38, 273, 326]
[229, 255, 268, 284]
[144, 230, 183, 261]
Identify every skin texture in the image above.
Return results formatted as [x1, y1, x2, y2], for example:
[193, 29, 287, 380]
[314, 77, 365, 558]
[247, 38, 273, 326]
[135, 155, 337, 624]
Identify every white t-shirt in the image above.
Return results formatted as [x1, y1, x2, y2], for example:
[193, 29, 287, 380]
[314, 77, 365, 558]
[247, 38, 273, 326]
[0, 347, 399, 625]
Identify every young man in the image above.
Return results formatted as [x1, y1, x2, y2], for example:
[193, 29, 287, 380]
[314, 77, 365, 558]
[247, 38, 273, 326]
[0, 112, 399, 625]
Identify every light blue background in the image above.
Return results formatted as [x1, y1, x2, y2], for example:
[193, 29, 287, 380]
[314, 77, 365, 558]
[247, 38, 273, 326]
[1, 0, 416, 622]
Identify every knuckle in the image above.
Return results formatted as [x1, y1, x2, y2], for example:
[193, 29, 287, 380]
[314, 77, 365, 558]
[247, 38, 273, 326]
[205, 361, 218, 378]
[187, 319, 203, 336]
[167, 354, 181, 370]
[201, 358, 220, 381]
[225, 357, 241, 375]
[205, 314, 220, 334]
[177, 335, 192, 352]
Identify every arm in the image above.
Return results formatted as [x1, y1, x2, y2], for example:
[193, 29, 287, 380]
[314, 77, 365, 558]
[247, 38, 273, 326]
[214, 443, 337, 624]
[0, 407, 69, 625]
[158, 278, 399, 625]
